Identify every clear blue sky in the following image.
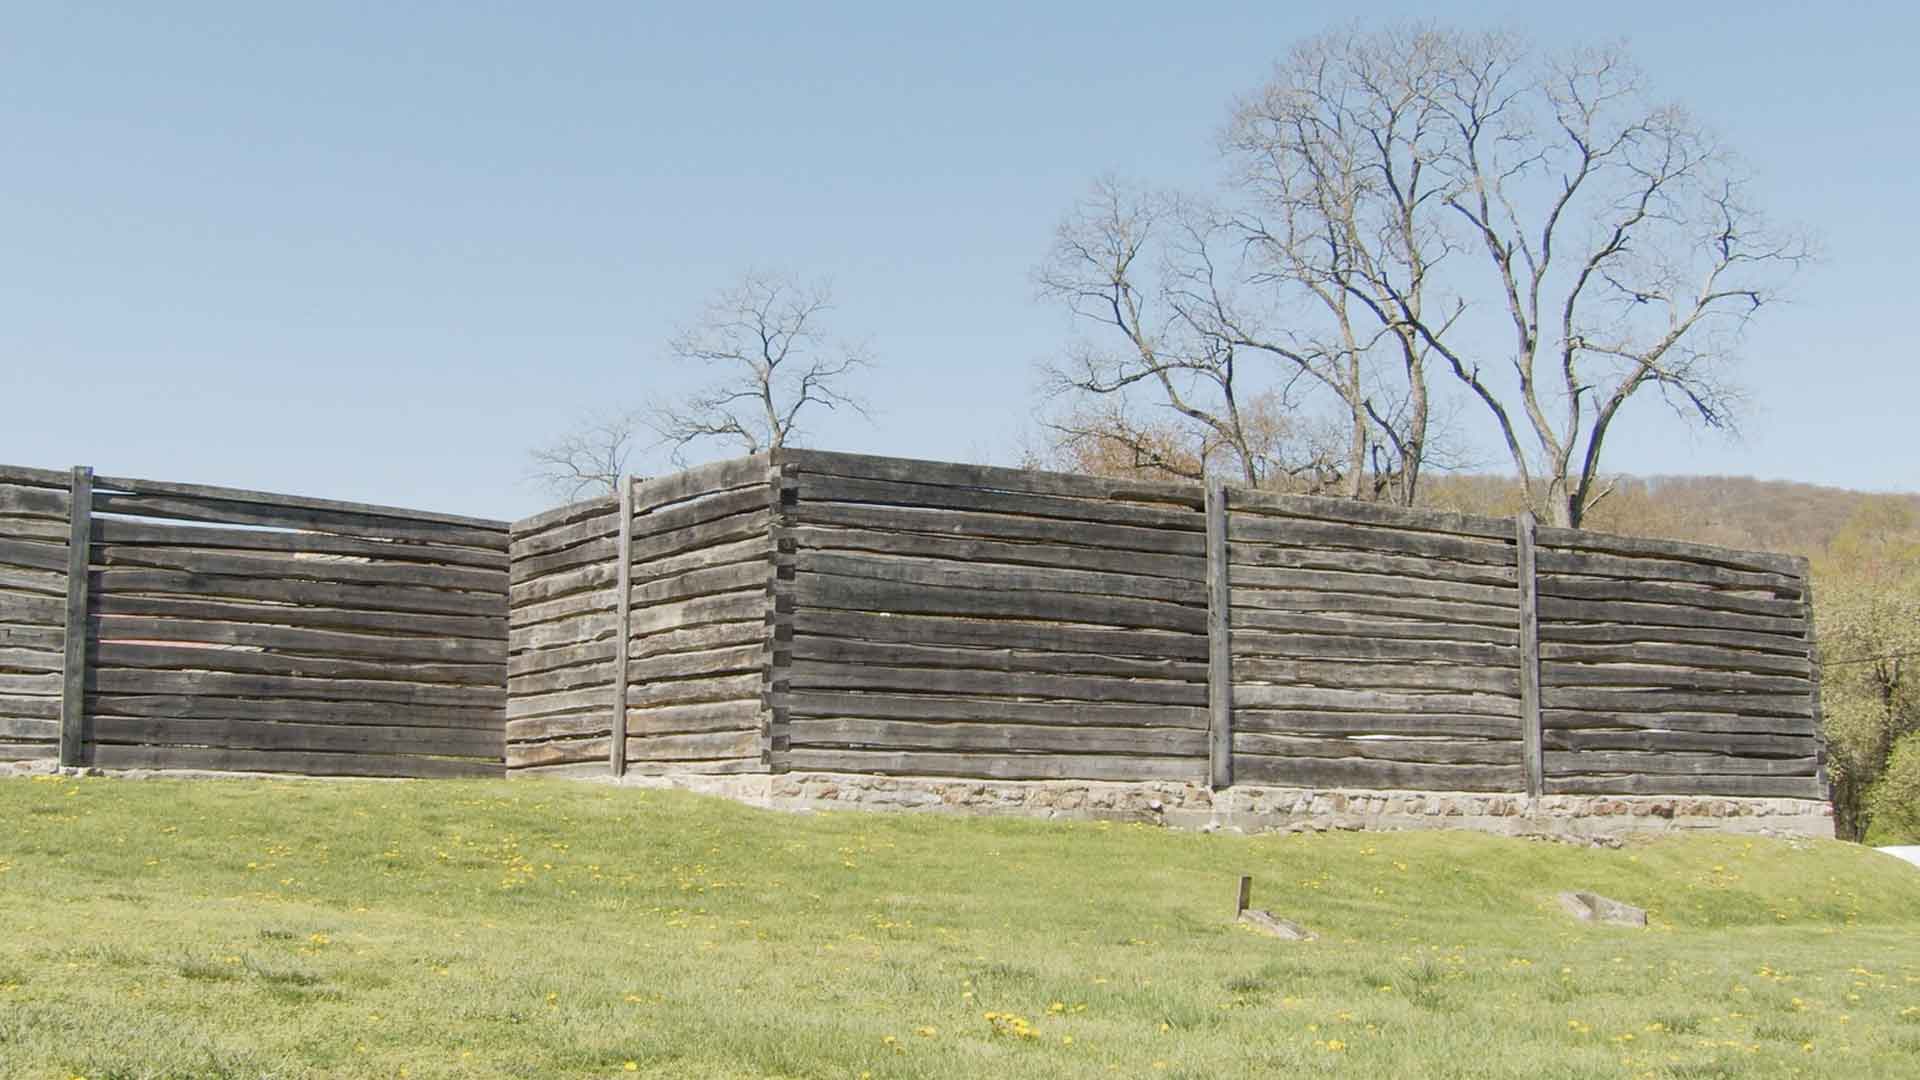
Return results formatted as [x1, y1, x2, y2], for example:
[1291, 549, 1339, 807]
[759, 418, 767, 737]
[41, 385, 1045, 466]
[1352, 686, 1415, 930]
[3, 2, 1911, 521]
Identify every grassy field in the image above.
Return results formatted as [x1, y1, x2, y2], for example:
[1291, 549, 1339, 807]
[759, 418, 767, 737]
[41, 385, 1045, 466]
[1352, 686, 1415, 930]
[0, 776, 1916, 1079]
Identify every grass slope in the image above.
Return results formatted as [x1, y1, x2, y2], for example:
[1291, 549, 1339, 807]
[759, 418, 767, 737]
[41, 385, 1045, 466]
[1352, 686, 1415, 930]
[1, 776, 1917, 1079]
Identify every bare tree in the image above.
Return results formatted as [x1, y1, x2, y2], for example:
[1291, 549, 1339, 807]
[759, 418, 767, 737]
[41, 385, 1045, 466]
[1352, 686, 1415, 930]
[1229, 25, 1810, 526]
[654, 271, 872, 462]
[526, 410, 641, 502]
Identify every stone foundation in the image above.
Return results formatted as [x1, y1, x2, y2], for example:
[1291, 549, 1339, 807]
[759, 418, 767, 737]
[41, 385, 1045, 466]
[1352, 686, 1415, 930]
[608, 770, 1835, 840]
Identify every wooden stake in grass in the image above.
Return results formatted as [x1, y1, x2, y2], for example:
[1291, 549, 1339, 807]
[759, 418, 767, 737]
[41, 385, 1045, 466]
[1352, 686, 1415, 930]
[1236, 874, 1252, 917]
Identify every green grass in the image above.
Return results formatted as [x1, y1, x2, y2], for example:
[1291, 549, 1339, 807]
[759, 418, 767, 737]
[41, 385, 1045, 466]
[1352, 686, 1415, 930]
[1, 776, 1917, 1079]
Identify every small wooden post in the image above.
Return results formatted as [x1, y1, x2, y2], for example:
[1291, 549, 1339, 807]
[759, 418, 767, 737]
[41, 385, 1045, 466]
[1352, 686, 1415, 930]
[1235, 874, 1252, 917]
[1799, 560, 1829, 800]
[58, 466, 94, 768]
[608, 475, 634, 778]
[1205, 478, 1233, 790]
[1515, 511, 1543, 798]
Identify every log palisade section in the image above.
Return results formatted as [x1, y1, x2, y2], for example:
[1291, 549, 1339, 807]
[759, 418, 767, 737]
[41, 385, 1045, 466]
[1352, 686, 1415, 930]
[1225, 491, 1528, 794]
[774, 450, 1212, 782]
[81, 472, 510, 777]
[506, 493, 622, 773]
[0, 465, 71, 760]
[1532, 528, 1823, 798]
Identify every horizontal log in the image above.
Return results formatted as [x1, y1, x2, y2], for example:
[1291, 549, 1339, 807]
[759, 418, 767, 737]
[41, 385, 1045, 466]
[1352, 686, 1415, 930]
[791, 610, 1207, 661]
[630, 560, 768, 608]
[632, 620, 768, 662]
[626, 672, 766, 709]
[0, 646, 64, 672]
[791, 502, 1205, 557]
[1540, 641, 1810, 677]
[1538, 621, 1807, 656]
[91, 668, 504, 709]
[94, 472, 506, 532]
[0, 537, 68, 573]
[1537, 597, 1801, 636]
[1233, 588, 1516, 627]
[508, 685, 620, 721]
[617, 755, 763, 777]
[93, 539, 506, 594]
[508, 639, 618, 679]
[504, 712, 612, 742]
[1540, 687, 1812, 719]
[1537, 576, 1802, 619]
[782, 747, 1203, 783]
[1233, 685, 1519, 717]
[92, 642, 501, 688]
[506, 737, 610, 769]
[0, 592, 63, 626]
[1230, 486, 1513, 540]
[509, 611, 616, 653]
[1231, 609, 1520, 647]
[798, 473, 1203, 534]
[631, 454, 770, 512]
[511, 493, 619, 538]
[0, 741, 58, 759]
[93, 615, 505, 665]
[0, 672, 60, 694]
[1542, 708, 1816, 736]
[1534, 547, 1798, 596]
[1232, 630, 1514, 666]
[0, 624, 64, 650]
[1542, 729, 1818, 756]
[627, 700, 761, 736]
[95, 568, 504, 619]
[1229, 541, 1517, 588]
[625, 643, 764, 684]
[506, 658, 613, 698]
[630, 592, 768, 637]
[1229, 515, 1516, 567]
[91, 744, 502, 779]
[1232, 755, 1526, 792]
[628, 509, 770, 567]
[781, 448, 1204, 509]
[624, 729, 761, 763]
[0, 464, 70, 487]
[791, 635, 1205, 683]
[789, 716, 1207, 757]
[796, 573, 1207, 633]
[89, 693, 499, 730]
[510, 535, 616, 585]
[509, 560, 616, 608]
[783, 690, 1208, 730]
[509, 589, 615, 629]
[0, 484, 69, 520]
[1233, 658, 1519, 695]
[0, 695, 62, 719]
[508, 508, 619, 560]
[1233, 732, 1519, 765]
[1541, 662, 1809, 695]
[787, 661, 1206, 707]
[1233, 708, 1518, 739]
[91, 593, 505, 642]
[92, 492, 503, 549]
[795, 550, 1201, 607]
[0, 565, 64, 597]
[96, 518, 507, 571]
[0, 715, 58, 741]
[1534, 526, 1802, 579]
[791, 525, 1205, 583]
[1232, 566, 1516, 609]
[1542, 774, 1826, 798]
[632, 534, 769, 588]
[92, 715, 502, 758]
[630, 486, 769, 543]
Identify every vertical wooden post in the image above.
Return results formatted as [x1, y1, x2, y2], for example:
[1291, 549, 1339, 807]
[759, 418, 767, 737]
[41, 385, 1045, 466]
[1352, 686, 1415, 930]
[762, 455, 794, 773]
[608, 476, 634, 778]
[1514, 511, 1543, 798]
[1799, 559, 1828, 800]
[58, 466, 94, 768]
[1206, 478, 1233, 790]
[1235, 874, 1252, 916]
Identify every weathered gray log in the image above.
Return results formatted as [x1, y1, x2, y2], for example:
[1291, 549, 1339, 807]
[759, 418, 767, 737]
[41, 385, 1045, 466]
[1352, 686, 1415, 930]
[89, 617, 506, 666]
[1230, 485, 1514, 541]
[510, 611, 617, 652]
[508, 509, 620, 561]
[0, 565, 64, 595]
[508, 561, 617, 608]
[1516, 512, 1543, 798]
[0, 464, 73, 488]
[1543, 750, 1818, 777]
[98, 568, 501, 619]
[1533, 526, 1802, 578]
[1229, 541, 1518, 588]
[624, 643, 765, 683]
[630, 534, 769, 587]
[1541, 708, 1816, 735]
[1233, 732, 1519, 765]
[629, 592, 767, 637]
[1233, 685, 1519, 717]
[1540, 641, 1811, 677]
[783, 747, 1203, 783]
[0, 625, 64, 649]
[1233, 587, 1517, 627]
[791, 502, 1205, 557]
[92, 715, 502, 758]
[796, 573, 1207, 633]
[0, 716, 58, 739]
[0, 538, 69, 573]
[503, 712, 611, 742]
[630, 453, 771, 513]
[626, 700, 762, 736]
[1536, 576, 1803, 619]
[1234, 755, 1526, 792]
[610, 474, 635, 776]
[790, 635, 1205, 682]
[1207, 479, 1232, 790]
[1228, 515, 1516, 566]
[0, 484, 71, 519]
[796, 472, 1203, 534]
[93, 472, 506, 532]
[1533, 547, 1798, 596]
[90, 743, 502, 779]
[0, 695, 61, 719]
[1538, 621, 1808, 655]
[1543, 773, 1825, 798]
[509, 492, 620, 539]
[629, 486, 769, 542]
[625, 672, 764, 709]
[94, 593, 505, 642]
[96, 518, 509, 572]
[1537, 596, 1802, 636]
[795, 549, 1203, 605]
[622, 729, 761, 762]
[1233, 565, 1516, 607]
[786, 661, 1207, 707]
[629, 560, 768, 608]
[91, 668, 503, 709]
[506, 737, 611, 769]
[508, 588, 616, 629]
[59, 466, 91, 767]
[629, 509, 771, 566]
[94, 642, 502, 687]
[1542, 728, 1816, 756]
[1540, 687, 1811, 719]
[1233, 630, 1513, 666]
[509, 535, 616, 583]
[1233, 708, 1518, 739]
[791, 610, 1207, 661]
[94, 544, 505, 594]
[631, 620, 768, 661]
[0, 646, 62, 672]
[1232, 658, 1519, 694]
[788, 716, 1209, 757]
[1231, 609, 1521, 647]
[784, 689, 1209, 729]
[781, 447, 1204, 508]
[507, 659, 616, 697]
[0, 592, 65, 625]
[791, 525, 1205, 582]
[90, 693, 499, 729]
[1540, 663, 1809, 695]
[92, 492, 502, 549]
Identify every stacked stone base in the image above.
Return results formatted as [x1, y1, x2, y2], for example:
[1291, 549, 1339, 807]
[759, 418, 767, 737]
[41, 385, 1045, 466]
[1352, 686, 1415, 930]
[610, 770, 1835, 840]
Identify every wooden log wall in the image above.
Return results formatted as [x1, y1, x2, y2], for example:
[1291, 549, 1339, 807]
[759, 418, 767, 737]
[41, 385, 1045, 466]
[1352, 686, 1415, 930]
[619, 455, 774, 775]
[774, 450, 1211, 782]
[0, 465, 72, 761]
[1532, 528, 1823, 798]
[506, 493, 622, 774]
[1225, 491, 1528, 793]
[81, 472, 509, 777]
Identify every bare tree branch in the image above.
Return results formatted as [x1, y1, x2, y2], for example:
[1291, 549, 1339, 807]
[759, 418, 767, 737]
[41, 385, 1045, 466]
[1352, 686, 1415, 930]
[526, 410, 642, 501]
